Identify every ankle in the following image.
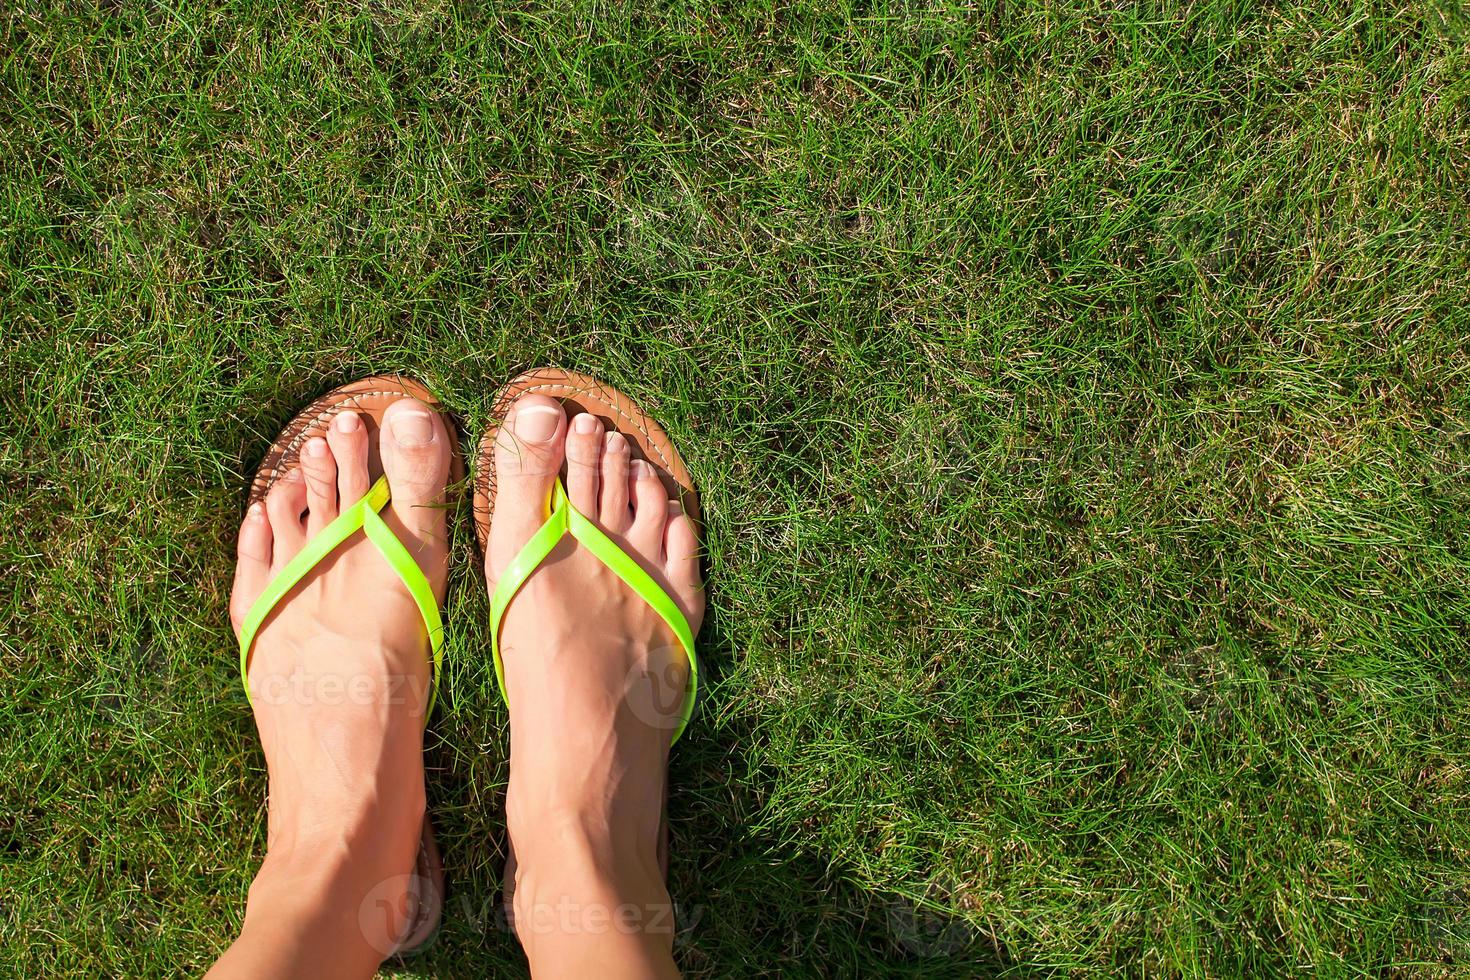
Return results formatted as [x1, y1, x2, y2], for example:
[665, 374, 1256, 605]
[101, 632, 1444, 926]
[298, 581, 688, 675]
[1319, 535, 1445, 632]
[241, 857, 377, 953]
[248, 793, 424, 925]
[256, 830, 373, 893]
[509, 817, 675, 962]
[510, 800, 642, 860]
[241, 838, 417, 966]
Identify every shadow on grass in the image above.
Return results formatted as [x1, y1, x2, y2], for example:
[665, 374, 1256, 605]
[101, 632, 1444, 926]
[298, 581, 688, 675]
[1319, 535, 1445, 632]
[659, 606, 1021, 977]
[395, 624, 1024, 978]
[402, 803, 1012, 978]
[668, 829, 1017, 979]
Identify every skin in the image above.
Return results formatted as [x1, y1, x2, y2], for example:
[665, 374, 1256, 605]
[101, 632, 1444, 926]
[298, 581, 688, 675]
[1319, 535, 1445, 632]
[208, 393, 702, 979]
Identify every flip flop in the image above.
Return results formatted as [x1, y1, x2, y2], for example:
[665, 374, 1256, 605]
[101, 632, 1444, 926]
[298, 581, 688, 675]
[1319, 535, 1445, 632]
[473, 368, 702, 922]
[472, 366, 701, 743]
[237, 374, 463, 957]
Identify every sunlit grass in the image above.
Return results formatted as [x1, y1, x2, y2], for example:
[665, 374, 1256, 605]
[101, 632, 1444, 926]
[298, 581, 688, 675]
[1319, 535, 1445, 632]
[2, 0, 1468, 975]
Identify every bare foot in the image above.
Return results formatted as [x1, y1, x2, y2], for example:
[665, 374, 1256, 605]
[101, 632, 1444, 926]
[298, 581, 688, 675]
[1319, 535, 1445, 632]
[486, 394, 703, 977]
[211, 399, 452, 978]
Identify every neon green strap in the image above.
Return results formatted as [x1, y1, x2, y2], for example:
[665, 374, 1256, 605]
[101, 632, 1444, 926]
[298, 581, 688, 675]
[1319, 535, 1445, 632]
[238, 475, 444, 719]
[489, 480, 698, 743]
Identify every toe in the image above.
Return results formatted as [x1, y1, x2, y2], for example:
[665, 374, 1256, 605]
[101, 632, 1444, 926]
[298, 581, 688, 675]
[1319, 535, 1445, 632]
[265, 469, 308, 570]
[229, 502, 274, 633]
[489, 394, 567, 575]
[663, 502, 705, 626]
[565, 411, 603, 515]
[327, 410, 371, 505]
[300, 436, 339, 535]
[494, 394, 566, 486]
[381, 398, 452, 539]
[598, 431, 631, 533]
[627, 459, 669, 554]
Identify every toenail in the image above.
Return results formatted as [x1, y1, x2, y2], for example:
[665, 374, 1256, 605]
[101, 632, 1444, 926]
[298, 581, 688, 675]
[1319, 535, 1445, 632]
[392, 410, 435, 447]
[248, 502, 265, 519]
[284, 467, 304, 481]
[573, 412, 600, 434]
[633, 459, 654, 481]
[605, 432, 626, 452]
[305, 438, 327, 457]
[512, 404, 561, 443]
[334, 411, 360, 432]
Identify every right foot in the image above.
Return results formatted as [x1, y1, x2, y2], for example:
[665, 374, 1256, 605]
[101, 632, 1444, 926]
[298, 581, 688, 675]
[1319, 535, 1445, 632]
[221, 399, 452, 969]
[485, 394, 703, 968]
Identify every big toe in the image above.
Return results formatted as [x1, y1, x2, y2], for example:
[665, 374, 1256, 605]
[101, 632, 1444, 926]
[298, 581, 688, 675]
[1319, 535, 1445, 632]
[381, 397, 452, 538]
[488, 394, 567, 571]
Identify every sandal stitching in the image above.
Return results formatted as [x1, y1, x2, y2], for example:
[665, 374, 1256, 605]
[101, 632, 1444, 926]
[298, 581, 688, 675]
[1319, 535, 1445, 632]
[474, 377, 691, 540]
[255, 387, 439, 495]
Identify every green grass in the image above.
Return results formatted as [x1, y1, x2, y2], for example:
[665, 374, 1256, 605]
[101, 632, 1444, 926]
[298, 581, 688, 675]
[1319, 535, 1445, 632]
[2, 0, 1469, 975]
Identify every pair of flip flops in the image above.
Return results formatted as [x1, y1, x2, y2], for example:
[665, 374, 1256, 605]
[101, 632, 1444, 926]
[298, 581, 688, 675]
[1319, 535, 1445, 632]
[235, 368, 701, 956]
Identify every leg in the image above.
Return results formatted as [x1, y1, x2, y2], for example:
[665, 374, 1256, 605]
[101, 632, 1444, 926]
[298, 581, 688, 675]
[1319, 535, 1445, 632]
[486, 397, 704, 979]
[209, 401, 453, 979]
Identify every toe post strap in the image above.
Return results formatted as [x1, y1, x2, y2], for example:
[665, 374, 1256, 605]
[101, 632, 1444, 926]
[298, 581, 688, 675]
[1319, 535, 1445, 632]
[237, 475, 445, 718]
[489, 480, 699, 743]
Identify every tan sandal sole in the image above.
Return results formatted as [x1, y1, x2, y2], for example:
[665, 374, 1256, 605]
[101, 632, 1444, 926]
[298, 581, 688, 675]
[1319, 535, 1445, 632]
[473, 366, 699, 550]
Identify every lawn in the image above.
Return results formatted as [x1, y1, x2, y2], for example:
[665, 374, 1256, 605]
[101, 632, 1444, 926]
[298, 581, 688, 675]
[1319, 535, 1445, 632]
[2, 0, 1469, 975]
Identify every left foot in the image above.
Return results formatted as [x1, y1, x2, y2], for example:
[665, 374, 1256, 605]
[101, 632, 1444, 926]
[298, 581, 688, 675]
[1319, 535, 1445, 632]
[485, 395, 701, 976]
